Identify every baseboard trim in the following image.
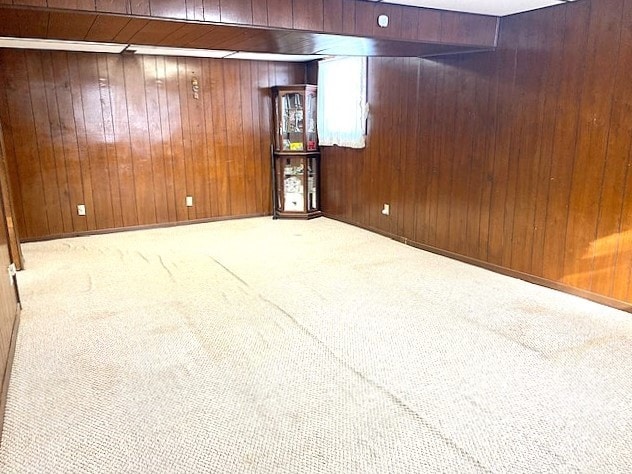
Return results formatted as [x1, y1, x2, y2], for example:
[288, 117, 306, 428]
[21, 213, 271, 243]
[324, 214, 632, 313]
[0, 302, 21, 442]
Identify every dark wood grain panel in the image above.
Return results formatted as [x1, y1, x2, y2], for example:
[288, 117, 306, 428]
[46, 0, 95, 10]
[292, 0, 323, 31]
[113, 18, 150, 42]
[219, 0, 252, 25]
[341, 0, 355, 34]
[95, 0, 130, 14]
[150, 0, 187, 19]
[562, 0, 624, 291]
[0, 58, 27, 242]
[399, 5, 419, 41]
[354, 1, 374, 38]
[416, 9, 442, 42]
[591, 1, 632, 299]
[95, 54, 124, 229]
[322, 0, 342, 33]
[529, 6, 567, 277]
[11, 0, 47, 5]
[158, 22, 209, 46]
[76, 52, 118, 230]
[441, 11, 498, 46]
[47, 11, 97, 40]
[0, 50, 303, 240]
[251, 0, 267, 26]
[66, 52, 98, 231]
[40, 52, 75, 235]
[130, 0, 151, 16]
[85, 15, 132, 42]
[185, 57, 212, 219]
[203, 0, 220, 22]
[267, 0, 292, 28]
[128, 19, 185, 44]
[142, 54, 170, 223]
[540, 2, 591, 282]
[14, 9, 49, 38]
[321, 0, 632, 308]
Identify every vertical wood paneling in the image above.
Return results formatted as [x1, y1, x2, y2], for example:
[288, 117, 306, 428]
[203, 0, 220, 22]
[25, 52, 64, 235]
[186, 0, 204, 21]
[46, 0, 95, 10]
[321, 1, 632, 307]
[562, 0, 624, 290]
[540, 2, 590, 282]
[143, 55, 169, 223]
[41, 52, 74, 234]
[251, 0, 267, 26]
[292, 0, 323, 31]
[150, 0, 187, 19]
[592, 0, 632, 299]
[0, 51, 303, 240]
[219, 0, 252, 25]
[267, 0, 292, 29]
[130, 0, 151, 16]
[67, 53, 98, 231]
[105, 53, 138, 227]
[323, 0, 342, 33]
[185, 58, 211, 220]
[341, 0, 355, 35]
[95, 1, 131, 14]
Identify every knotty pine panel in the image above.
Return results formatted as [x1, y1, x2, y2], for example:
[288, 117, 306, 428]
[0, 50, 305, 240]
[321, 1, 632, 307]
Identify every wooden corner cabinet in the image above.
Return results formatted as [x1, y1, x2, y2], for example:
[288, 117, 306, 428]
[271, 85, 322, 219]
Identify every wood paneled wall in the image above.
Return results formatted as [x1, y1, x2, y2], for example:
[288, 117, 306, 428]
[321, 0, 632, 308]
[0, 50, 304, 240]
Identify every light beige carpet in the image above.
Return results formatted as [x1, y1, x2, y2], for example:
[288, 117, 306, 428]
[0, 217, 631, 473]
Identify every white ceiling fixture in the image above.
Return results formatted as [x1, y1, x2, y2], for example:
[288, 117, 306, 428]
[127, 45, 234, 58]
[0, 37, 325, 62]
[0, 36, 127, 53]
[224, 52, 326, 62]
[378, 0, 576, 17]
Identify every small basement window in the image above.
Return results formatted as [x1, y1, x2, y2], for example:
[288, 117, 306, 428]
[317, 56, 368, 149]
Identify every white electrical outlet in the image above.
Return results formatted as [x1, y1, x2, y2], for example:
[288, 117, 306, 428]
[382, 203, 390, 216]
[77, 204, 86, 216]
[186, 196, 193, 207]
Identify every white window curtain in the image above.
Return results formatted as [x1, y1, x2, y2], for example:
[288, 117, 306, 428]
[317, 56, 368, 149]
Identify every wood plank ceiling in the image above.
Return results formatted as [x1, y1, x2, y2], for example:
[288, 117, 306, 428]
[0, 2, 499, 57]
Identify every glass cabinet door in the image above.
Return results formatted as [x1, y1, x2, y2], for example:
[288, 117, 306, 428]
[307, 156, 318, 212]
[280, 92, 304, 151]
[280, 156, 305, 212]
[305, 90, 317, 151]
